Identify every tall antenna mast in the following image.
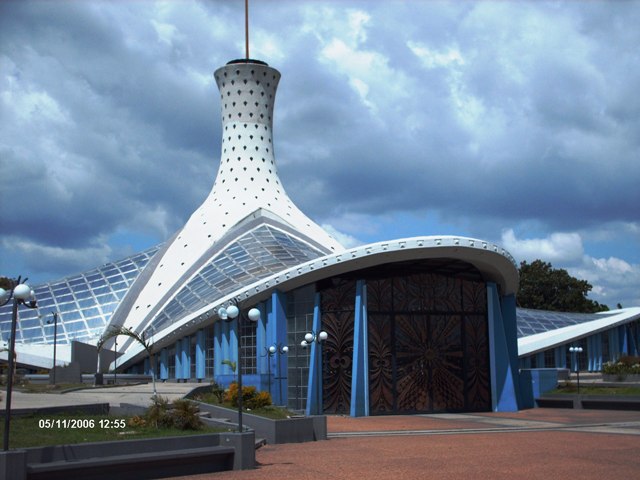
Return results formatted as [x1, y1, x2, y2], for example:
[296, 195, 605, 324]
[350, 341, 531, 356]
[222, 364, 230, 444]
[245, 0, 250, 59]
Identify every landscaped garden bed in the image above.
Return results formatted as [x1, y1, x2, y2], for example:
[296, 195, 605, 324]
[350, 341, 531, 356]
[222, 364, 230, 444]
[187, 383, 327, 444]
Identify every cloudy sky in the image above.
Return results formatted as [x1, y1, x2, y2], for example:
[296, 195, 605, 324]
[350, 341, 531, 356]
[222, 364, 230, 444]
[1, 0, 639, 308]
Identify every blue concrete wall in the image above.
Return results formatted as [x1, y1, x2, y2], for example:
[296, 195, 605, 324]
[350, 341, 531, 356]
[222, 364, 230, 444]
[520, 369, 559, 409]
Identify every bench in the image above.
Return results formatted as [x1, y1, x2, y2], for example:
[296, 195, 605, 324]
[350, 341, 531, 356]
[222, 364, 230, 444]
[26, 446, 235, 480]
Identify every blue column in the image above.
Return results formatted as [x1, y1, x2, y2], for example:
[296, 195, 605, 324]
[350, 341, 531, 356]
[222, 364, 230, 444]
[536, 352, 545, 368]
[306, 293, 323, 416]
[144, 358, 150, 376]
[555, 345, 566, 369]
[487, 284, 519, 411]
[619, 325, 629, 355]
[182, 337, 190, 380]
[160, 348, 168, 380]
[175, 340, 183, 381]
[257, 301, 268, 387]
[630, 323, 639, 356]
[609, 328, 619, 362]
[214, 321, 222, 377]
[196, 329, 206, 380]
[350, 279, 369, 417]
[267, 291, 288, 406]
[229, 319, 238, 381]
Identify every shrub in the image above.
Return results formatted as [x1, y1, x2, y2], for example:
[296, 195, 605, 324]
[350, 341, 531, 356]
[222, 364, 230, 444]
[128, 415, 147, 427]
[224, 382, 272, 409]
[210, 381, 226, 404]
[246, 390, 272, 410]
[144, 396, 202, 430]
[171, 399, 202, 430]
[146, 395, 172, 428]
[603, 356, 640, 376]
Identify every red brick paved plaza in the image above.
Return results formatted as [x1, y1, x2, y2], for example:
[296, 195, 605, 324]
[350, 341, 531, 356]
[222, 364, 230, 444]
[168, 409, 640, 480]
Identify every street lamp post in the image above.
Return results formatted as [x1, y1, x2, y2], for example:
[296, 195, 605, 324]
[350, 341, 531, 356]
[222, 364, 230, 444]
[114, 339, 117, 385]
[569, 346, 584, 394]
[264, 343, 288, 404]
[47, 312, 59, 385]
[217, 300, 260, 433]
[0, 277, 38, 451]
[301, 330, 328, 415]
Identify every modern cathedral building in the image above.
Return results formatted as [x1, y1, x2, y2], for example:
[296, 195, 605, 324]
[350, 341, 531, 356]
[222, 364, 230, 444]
[2, 57, 639, 416]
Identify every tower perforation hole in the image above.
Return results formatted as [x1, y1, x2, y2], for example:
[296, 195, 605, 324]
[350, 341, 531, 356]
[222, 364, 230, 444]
[231, 80, 235, 85]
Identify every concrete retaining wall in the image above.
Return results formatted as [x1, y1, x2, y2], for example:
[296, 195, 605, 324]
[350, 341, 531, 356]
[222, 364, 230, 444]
[0, 432, 255, 479]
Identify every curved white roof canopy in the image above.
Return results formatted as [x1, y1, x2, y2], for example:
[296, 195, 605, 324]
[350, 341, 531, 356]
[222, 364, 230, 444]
[116, 235, 518, 368]
[518, 307, 640, 356]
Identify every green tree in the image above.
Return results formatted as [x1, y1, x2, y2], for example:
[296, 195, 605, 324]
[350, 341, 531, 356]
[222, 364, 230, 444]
[517, 260, 609, 313]
[0, 277, 16, 290]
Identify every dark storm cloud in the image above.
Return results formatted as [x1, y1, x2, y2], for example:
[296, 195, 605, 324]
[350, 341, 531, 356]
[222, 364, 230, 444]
[1, 1, 638, 305]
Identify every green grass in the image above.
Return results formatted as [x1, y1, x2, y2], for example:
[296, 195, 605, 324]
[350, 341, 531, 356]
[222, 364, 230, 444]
[548, 384, 640, 396]
[1, 413, 227, 449]
[192, 392, 296, 419]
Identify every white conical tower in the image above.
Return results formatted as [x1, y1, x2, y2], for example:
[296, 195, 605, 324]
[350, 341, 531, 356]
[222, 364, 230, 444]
[114, 59, 344, 334]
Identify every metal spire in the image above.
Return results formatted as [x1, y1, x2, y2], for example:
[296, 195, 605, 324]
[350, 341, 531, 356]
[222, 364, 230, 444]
[245, 0, 249, 59]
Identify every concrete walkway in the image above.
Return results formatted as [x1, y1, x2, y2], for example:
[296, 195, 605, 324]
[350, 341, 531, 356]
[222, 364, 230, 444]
[0, 382, 197, 412]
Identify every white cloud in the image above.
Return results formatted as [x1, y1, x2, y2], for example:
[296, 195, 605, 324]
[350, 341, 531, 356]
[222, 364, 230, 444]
[321, 224, 363, 249]
[570, 256, 640, 308]
[501, 229, 584, 264]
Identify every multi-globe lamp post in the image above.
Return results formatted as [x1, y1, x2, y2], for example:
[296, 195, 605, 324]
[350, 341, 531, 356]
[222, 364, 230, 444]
[569, 345, 584, 394]
[264, 343, 288, 404]
[0, 277, 38, 451]
[217, 301, 260, 433]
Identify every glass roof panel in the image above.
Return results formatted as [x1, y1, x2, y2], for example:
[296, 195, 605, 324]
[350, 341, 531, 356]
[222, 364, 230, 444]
[147, 225, 324, 334]
[0, 245, 160, 345]
[516, 308, 616, 337]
